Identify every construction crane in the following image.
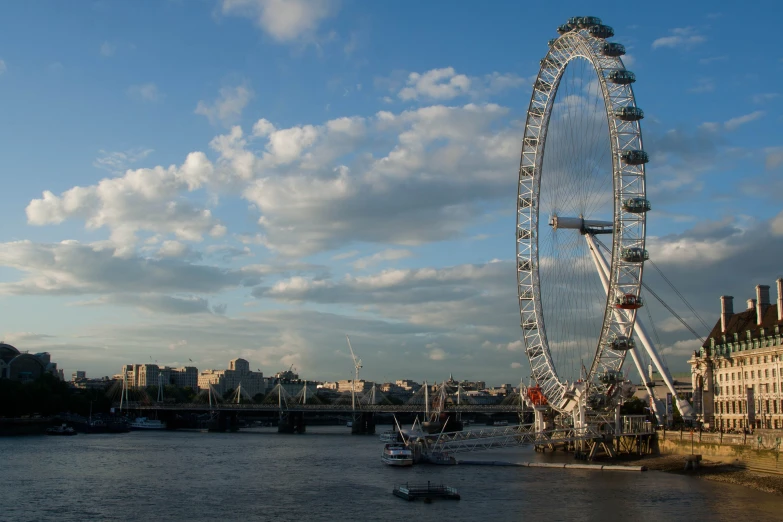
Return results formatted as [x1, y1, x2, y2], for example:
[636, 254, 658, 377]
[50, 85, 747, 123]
[346, 335, 362, 411]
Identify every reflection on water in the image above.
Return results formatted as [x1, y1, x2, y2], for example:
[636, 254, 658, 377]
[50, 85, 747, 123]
[2, 427, 780, 522]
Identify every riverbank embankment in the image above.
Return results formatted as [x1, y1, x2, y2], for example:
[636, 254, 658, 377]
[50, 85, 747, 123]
[619, 453, 783, 495]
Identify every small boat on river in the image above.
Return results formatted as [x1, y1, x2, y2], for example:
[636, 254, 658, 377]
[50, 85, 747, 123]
[130, 417, 166, 430]
[382, 443, 414, 467]
[45, 424, 77, 436]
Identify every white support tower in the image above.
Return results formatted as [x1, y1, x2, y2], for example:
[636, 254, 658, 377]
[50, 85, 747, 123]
[587, 234, 694, 421]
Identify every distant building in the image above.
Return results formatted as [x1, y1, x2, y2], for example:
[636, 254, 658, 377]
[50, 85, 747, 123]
[335, 379, 372, 394]
[632, 378, 693, 403]
[72, 371, 86, 381]
[120, 364, 199, 390]
[0, 344, 62, 382]
[458, 380, 486, 391]
[73, 376, 114, 390]
[394, 380, 420, 392]
[690, 281, 783, 431]
[171, 367, 198, 389]
[198, 358, 266, 397]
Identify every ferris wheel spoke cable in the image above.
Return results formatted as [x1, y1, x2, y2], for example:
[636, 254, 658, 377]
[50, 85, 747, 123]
[593, 236, 706, 344]
[647, 258, 712, 332]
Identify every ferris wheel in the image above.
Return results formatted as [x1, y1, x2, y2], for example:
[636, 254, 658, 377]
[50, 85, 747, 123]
[516, 16, 654, 416]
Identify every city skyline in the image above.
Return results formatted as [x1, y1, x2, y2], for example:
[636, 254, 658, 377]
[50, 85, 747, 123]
[1, 1, 782, 385]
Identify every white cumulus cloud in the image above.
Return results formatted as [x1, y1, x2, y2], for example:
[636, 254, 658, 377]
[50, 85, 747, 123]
[195, 84, 253, 126]
[221, 0, 335, 43]
[652, 27, 706, 49]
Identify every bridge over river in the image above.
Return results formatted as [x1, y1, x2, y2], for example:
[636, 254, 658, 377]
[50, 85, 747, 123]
[118, 402, 524, 414]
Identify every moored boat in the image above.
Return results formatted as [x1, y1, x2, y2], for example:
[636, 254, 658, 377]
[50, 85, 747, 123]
[379, 429, 400, 443]
[130, 417, 166, 430]
[382, 443, 413, 467]
[45, 424, 77, 436]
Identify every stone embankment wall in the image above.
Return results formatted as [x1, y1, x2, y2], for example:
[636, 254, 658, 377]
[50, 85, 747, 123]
[657, 429, 783, 475]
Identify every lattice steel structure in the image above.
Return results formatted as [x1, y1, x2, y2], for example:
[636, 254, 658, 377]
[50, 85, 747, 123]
[517, 16, 649, 413]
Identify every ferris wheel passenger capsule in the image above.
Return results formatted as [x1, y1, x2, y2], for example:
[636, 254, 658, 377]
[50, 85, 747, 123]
[601, 42, 626, 57]
[614, 107, 644, 121]
[620, 150, 649, 165]
[611, 336, 636, 351]
[575, 16, 602, 28]
[589, 25, 614, 39]
[615, 294, 644, 310]
[622, 197, 651, 213]
[621, 247, 649, 263]
[557, 23, 573, 34]
[606, 70, 636, 84]
[599, 370, 623, 385]
[548, 38, 559, 47]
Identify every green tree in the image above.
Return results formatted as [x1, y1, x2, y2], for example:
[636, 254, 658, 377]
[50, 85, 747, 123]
[621, 396, 646, 415]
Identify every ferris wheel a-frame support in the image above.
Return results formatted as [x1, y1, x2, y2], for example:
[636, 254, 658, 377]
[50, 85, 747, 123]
[585, 233, 695, 422]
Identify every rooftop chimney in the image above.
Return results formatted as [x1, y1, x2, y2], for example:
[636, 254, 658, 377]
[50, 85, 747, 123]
[778, 278, 783, 322]
[747, 298, 756, 311]
[756, 284, 770, 326]
[720, 296, 734, 333]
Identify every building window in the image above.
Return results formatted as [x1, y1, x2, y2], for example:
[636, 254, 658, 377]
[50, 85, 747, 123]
[751, 371, 755, 379]
[765, 369, 769, 378]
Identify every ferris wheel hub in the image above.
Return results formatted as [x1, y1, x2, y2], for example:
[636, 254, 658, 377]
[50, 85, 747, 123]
[549, 216, 613, 234]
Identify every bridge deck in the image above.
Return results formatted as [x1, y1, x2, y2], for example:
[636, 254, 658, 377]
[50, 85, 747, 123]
[118, 402, 525, 414]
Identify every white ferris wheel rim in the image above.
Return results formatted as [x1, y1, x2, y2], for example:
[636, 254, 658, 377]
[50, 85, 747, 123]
[516, 19, 648, 414]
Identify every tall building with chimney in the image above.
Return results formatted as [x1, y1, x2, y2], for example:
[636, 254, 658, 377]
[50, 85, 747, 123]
[689, 279, 783, 431]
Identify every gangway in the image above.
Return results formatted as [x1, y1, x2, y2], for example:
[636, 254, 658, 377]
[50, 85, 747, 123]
[407, 419, 654, 461]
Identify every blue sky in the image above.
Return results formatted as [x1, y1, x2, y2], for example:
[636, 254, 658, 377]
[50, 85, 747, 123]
[1, 0, 781, 385]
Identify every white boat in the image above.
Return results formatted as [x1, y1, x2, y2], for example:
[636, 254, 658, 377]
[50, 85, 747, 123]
[379, 430, 400, 443]
[46, 424, 77, 436]
[382, 443, 413, 467]
[130, 417, 166, 430]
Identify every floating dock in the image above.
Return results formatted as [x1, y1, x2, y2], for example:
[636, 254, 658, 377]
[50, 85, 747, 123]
[457, 460, 647, 471]
[392, 482, 461, 501]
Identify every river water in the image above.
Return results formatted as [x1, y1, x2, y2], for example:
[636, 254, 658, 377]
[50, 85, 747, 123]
[1, 426, 780, 521]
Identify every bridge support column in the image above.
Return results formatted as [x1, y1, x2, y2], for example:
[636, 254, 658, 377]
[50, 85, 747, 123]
[278, 411, 306, 434]
[351, 412, 376, 435]
[534, 407, 547, 435]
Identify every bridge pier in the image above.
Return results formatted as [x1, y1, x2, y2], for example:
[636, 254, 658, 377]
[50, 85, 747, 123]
[278, 412, 306, 434]
[351, 412, 376, 435]
[208, 411, 239, 432]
